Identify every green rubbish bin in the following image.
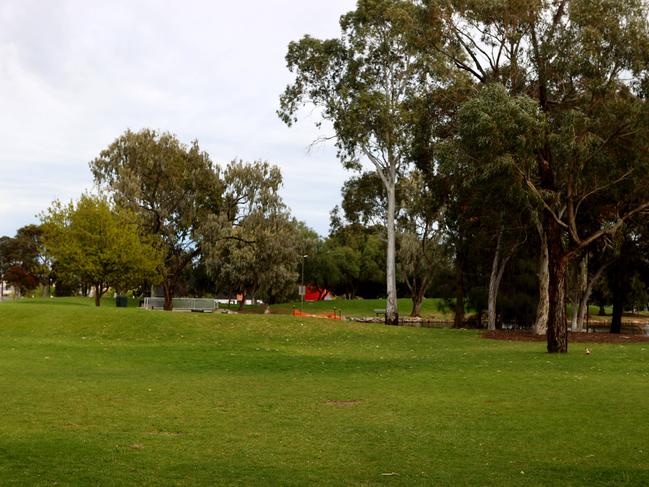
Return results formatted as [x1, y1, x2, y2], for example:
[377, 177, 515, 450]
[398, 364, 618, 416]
[116, 296, 128, 308]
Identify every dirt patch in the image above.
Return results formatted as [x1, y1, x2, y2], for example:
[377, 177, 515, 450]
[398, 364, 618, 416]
[145, 431, 184, 437]
[482, 330, 649, 344]
[326, 400, 362, 407]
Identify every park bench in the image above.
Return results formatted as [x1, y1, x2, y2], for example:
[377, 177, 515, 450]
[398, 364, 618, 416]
[373, 308, 386, 317]
[143, 297, 218, 312]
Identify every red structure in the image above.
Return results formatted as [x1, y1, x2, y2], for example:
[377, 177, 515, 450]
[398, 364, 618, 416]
[304, 286, 333, 302]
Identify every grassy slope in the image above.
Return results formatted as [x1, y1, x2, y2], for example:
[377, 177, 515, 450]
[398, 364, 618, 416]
[0, 298, 648, 486]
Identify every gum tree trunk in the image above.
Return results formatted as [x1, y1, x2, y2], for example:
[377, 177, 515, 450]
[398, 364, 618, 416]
[546, 221, 569, 353]
[94, 284, 102, 307]
[487, 226, 517, 331]
[571, 256, 588, 330]
[487, 227, 504, 330]
[576, 262, 608, 332]
[534, 222, 549, 335]
[385, 178, 399, 326]
[163, 280, 174, 311]
[410, 287, 425, 317]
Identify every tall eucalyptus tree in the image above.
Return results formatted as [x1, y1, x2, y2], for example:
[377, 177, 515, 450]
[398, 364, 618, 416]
[279, 0, 448, 325]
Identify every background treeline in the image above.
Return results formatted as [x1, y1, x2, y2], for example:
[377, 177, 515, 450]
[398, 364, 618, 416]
[2, 1, 649, 354]
[278, 0, 649, 353]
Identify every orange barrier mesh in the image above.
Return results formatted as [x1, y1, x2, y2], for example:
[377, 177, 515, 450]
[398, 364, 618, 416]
[291, 309, 342, 320]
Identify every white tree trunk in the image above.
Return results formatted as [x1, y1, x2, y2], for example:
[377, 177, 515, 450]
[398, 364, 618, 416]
[534, 223, 549, 335]
[385, 177, 398, 326]
[576, 262, 608, 332]
[488, 226, 518, 331]
[571, 255, 588, 331]
[488, 226, 504, 330]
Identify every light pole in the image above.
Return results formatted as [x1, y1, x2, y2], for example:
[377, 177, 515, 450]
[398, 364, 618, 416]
[301, 254, 308, 313]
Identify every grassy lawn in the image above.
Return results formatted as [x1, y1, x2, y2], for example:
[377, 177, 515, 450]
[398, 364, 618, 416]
[1, 298, 648, 486]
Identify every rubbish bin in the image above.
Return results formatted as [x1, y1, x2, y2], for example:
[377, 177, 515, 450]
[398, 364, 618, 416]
[116, 296, 128, 308]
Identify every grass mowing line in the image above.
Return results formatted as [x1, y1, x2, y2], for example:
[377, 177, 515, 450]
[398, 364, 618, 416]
[0, 299, 648, 486]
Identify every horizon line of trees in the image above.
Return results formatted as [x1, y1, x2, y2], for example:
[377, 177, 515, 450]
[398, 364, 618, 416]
[2, 1, 649, 355]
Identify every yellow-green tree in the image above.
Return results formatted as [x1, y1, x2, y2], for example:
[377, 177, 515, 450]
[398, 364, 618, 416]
[41, 194, 164, 306]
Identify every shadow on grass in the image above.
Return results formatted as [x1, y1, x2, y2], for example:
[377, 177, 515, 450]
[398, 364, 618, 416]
[529, 463, 649, 486]
[6, 299, 95, 307]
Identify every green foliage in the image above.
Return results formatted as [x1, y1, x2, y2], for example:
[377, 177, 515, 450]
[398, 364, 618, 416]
[279, 0, 426, 168]
[334, 168, 449, 313]
[201, 160, 299, 304]
[41, 194, 164, 305]
[90, 129, 222, 307]
[457, 84, 544, 170]
[326, 223, 386, 299]
[423, 0, 649, 347]
[0, 225, 47, 297]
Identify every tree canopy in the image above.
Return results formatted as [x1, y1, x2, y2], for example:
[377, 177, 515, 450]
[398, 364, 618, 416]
[90, 129, 222, 310]
[41, 194, 164, 306]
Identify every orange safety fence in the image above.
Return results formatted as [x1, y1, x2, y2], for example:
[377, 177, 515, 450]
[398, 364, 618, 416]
[291, 308, 343, 320]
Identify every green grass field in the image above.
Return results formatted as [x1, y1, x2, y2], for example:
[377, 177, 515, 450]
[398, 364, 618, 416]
[1, 298, 648, 486]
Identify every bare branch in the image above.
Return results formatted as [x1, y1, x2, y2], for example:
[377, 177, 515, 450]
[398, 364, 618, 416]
[307, 134, 337, 155]
[576, 201, 649, 252]
[513, 164, 569, 229]
[575, 170, 633, 216]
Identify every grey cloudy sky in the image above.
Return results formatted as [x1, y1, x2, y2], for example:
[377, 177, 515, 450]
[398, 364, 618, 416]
[0, 0, 358, 238]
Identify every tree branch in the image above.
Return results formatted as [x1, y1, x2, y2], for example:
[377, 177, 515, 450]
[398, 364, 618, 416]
[575, 170, 633, 217]
[513, 164, 569, 230]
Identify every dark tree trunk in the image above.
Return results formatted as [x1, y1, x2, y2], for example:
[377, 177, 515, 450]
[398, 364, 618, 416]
[546, 221, 569, 353]
[94, 285, 102, 307]
[454, 268, 465, 328]
[410, 287, 425, 317]
[163, 280, 173, 311]
[608, 255, 631, 334]
[610, 292, 624, 334]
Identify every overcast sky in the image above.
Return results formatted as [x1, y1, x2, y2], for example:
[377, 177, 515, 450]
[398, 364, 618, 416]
[0, 0, 358, 238]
